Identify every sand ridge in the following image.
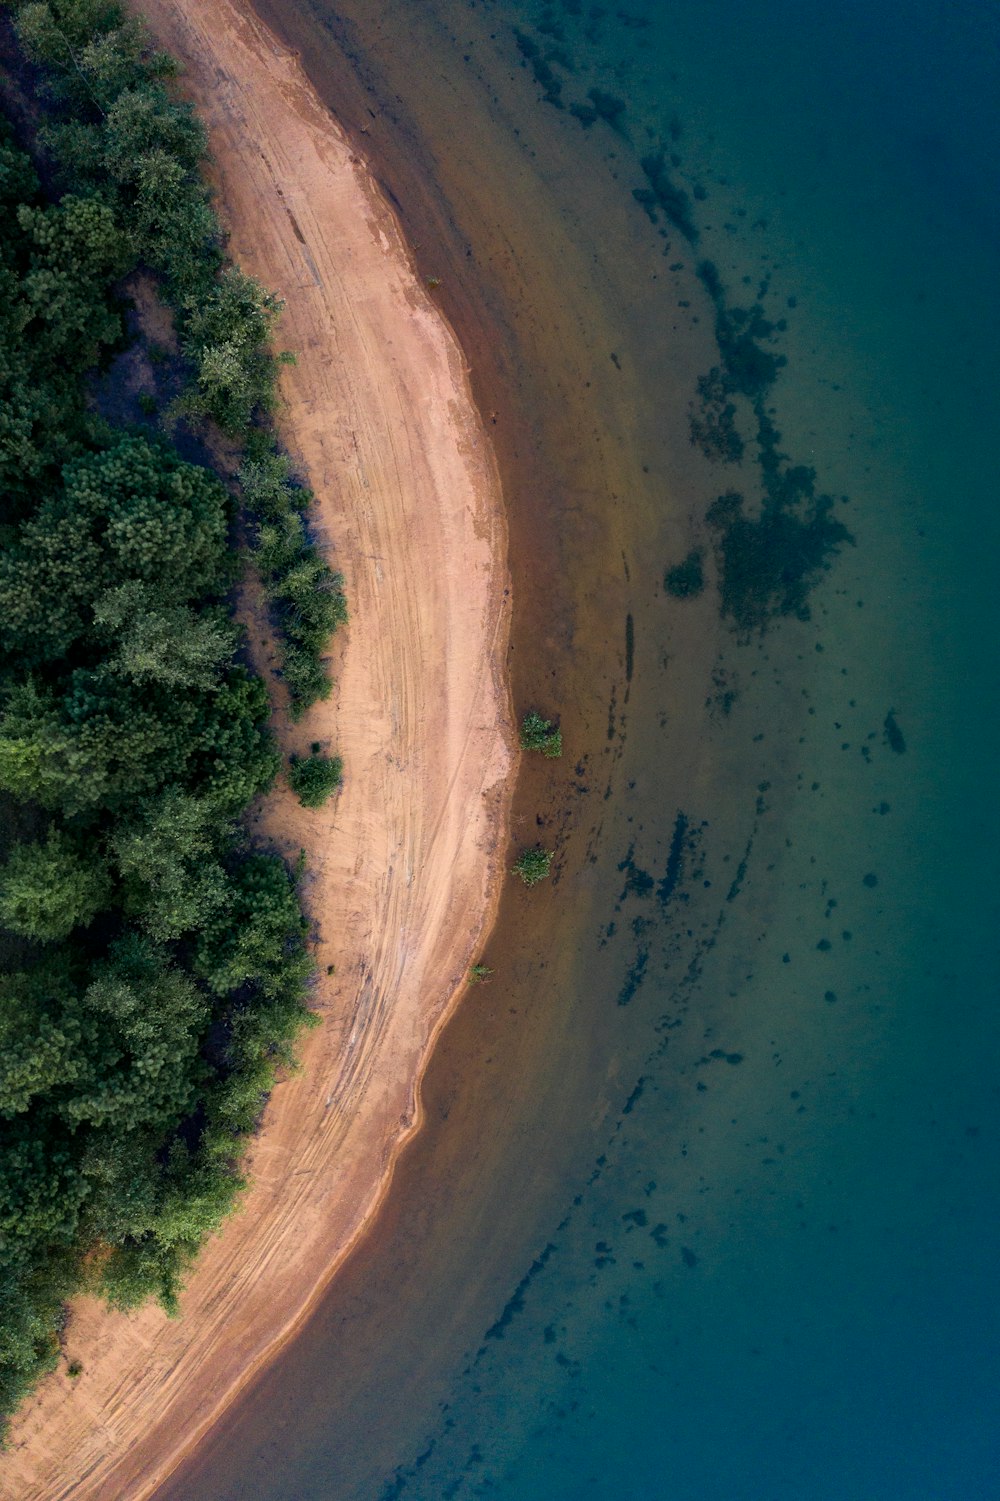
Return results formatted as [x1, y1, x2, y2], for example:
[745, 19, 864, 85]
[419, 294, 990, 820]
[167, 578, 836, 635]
[1, 0, 515, 1493]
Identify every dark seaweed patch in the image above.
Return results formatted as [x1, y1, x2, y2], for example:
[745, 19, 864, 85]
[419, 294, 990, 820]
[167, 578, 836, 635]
[617, 845, 654, 900]
[617, 946, 649, 1005]
[884, 709, 906, 753]
[513, 28, 566, 106]
[622, 1207, 649, 1226]
[485, 1242, 559, 1339]
[586, 87, 627, 129]
[690, 268, 852, 629]
[638, 151, 698, 241]
[622, 1077, 646, 1115]
[697, 258, 724, 302]
[707, 488, 852, 633]
[570, 100, 599, 127]
[656, 811, 689, 907]
[689, 368, 745, 463]
[714, 303, 785, 398]
[725, 839, 751, 902]
[664, 550, 705, 598]
[632, 186, 660, 222]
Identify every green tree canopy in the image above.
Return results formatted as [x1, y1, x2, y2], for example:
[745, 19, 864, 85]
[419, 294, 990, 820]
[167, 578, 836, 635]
[0, 825, 110, 941]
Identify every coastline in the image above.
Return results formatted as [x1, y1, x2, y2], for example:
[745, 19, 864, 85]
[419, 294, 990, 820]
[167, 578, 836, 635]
[1, 0, 515, 1494]
[147, 3, 742, 1492]
[54, 3, 1000, 1497]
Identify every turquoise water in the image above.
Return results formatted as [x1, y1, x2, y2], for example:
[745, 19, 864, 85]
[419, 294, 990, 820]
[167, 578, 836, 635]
[160, 1, 1000, 1497]
[470, 5, 1000, 1495]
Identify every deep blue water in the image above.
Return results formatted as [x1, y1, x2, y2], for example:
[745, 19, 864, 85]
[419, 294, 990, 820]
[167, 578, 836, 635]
[160, 1, 1000, 1496]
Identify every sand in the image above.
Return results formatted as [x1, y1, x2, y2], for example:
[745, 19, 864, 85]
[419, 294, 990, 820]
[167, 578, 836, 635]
[0, 0, 515, 1494]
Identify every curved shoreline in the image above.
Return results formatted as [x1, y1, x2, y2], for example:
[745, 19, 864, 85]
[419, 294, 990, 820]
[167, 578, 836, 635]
[2, 0, 515, 1495]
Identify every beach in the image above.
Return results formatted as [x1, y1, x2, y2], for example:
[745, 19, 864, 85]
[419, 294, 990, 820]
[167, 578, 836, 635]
[0, 0, 514, 1493]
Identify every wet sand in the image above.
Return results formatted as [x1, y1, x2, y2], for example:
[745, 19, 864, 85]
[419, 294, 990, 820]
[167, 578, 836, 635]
[0, 0, 514, 1495]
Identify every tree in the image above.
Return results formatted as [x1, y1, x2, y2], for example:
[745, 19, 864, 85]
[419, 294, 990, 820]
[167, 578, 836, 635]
[0, 1120, 88, 1253]
[95, 584, 238, 691]
[0, 671, 190, 814]
[194, 854, 309, 1000]
[111, 786, 230, 940]
[0, 962, 85, 1116]
[0, 826, 110, 940]
[17, 196, 129, 364]
[65, 437, 231, 599]
[182, 268, 285, 434]
[63, 935, 208, 1132]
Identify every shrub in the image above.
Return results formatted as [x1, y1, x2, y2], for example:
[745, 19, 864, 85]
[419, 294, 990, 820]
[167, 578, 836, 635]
[243, 440, 347, 716]
[288, 752, 342, 808]
[181, 269, 286, 435]
[512, 846, 552, 886]
[282, 648, 333, 717]
[519, 711, 562, 758]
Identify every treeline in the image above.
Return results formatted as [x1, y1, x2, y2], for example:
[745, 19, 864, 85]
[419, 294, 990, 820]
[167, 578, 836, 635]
[0, 0, 340, 1429]
[7, 0, 346, 714]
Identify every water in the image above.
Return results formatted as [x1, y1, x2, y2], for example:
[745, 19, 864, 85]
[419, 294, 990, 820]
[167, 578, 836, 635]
[158, 1, 1000, 1497]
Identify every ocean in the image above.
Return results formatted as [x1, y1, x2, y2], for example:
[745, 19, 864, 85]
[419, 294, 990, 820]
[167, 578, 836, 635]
[157, 1, 1000, 1497]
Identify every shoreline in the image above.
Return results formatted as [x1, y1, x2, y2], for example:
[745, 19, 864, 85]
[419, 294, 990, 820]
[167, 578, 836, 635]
[1, 0, 516, 1494]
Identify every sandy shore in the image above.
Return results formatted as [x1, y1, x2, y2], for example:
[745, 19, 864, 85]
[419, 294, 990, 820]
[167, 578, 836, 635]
[1, 0, 514, 1494]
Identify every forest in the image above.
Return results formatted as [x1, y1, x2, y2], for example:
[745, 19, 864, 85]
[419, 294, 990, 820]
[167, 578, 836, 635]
[0, 0, 343, 1427]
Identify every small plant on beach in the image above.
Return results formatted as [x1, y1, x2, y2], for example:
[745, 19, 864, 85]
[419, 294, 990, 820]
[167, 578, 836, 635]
[520, 711, 562, 758]
[469, 963, 493, 983]
[66, 1361, 82, 1380]
[513, 845, 553, 886]
[288, 751, 343, 808]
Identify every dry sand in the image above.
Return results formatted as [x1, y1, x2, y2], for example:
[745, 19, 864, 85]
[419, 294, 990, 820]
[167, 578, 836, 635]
[1, 0, 514, 1493]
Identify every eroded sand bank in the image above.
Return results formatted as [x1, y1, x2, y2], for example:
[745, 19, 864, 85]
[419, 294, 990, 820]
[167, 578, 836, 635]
[2, 0, 514, 1493]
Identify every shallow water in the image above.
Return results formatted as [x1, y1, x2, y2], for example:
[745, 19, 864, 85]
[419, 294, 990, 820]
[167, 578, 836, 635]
[158, 1, 1000, 1497]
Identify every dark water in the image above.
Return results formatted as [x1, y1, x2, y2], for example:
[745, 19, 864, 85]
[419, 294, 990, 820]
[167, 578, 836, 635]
[160, 1, 1000, 1497]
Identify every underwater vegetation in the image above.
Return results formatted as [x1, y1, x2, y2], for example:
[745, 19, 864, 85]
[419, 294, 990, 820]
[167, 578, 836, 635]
[663, 550, 705, 599]
[706, 489, 851, 632]
[507, 12, 852, 634]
